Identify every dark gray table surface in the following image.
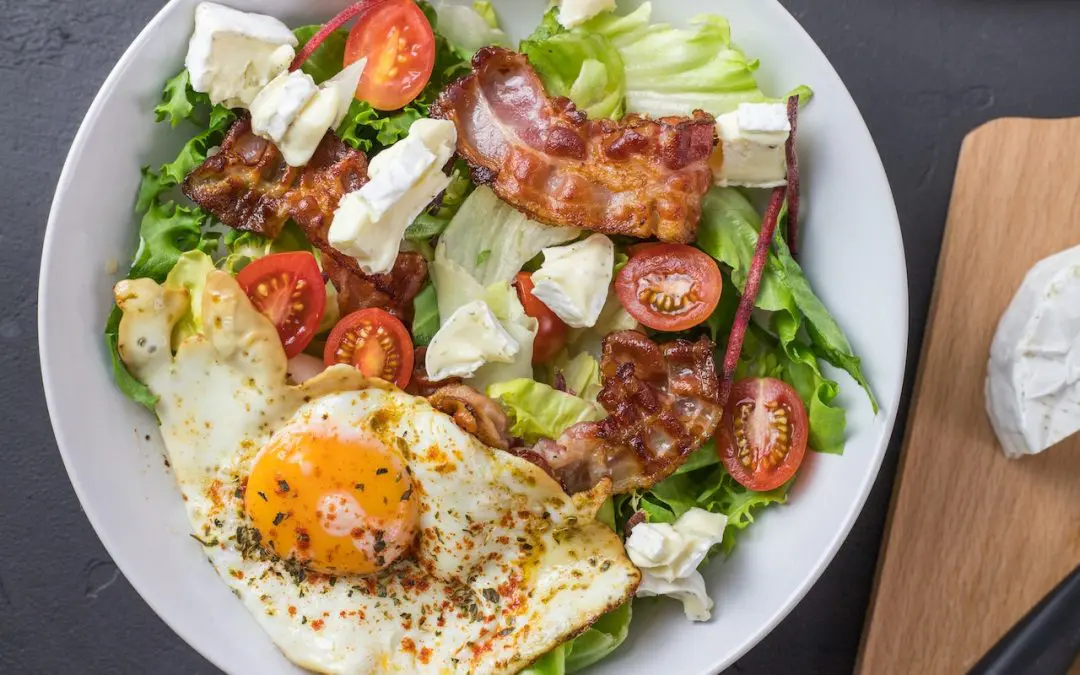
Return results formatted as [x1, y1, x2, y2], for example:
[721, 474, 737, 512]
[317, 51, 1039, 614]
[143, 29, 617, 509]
[4, 0, 1080, 672]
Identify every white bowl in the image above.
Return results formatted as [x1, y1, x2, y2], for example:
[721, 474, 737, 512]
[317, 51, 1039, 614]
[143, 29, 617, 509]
[39, 1, 907, 673]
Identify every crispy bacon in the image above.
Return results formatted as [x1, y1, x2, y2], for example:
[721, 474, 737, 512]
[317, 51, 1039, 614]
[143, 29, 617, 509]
[182, 113, 368, 241]
[183, 115, 430, 321]
[323, 252, 428, 323]
[428, 384, 511, 450]
[532, 331, 723, 494]
[430, 47, 716, 243]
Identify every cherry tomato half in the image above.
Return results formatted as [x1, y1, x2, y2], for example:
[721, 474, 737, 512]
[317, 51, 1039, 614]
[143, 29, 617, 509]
[515, 272, 569, 365]
[344, 0, 435, 111]
[236, 252, 326, 359]
[324, 308, 414, 389]
[615, 244, 722, 332]
[717, 378, 809, 491]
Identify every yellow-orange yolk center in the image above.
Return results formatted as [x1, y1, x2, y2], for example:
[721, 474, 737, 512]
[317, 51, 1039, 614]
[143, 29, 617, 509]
[245, 426, 418, 576]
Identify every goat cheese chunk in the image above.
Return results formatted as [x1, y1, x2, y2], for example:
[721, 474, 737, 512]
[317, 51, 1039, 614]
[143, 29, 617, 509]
[249, 59, 366, 167]
[531, 234, 614, 328]
[328, 119, 456, 274]
[558, 0, 616, 28]
[625, 508, 728, 622]
[425, 300, 521, 381]
[184, 2, 298, 109]
[986, 245, 1080, 458]
[714, 102, 790, 188]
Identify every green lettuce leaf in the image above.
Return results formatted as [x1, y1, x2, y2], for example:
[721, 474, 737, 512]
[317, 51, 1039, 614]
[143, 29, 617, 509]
[293, 26, 349, 84]
[135, 166, 171, 214]
[576, 2, 810, 117]
[639, 461, 790, 556]
[487, 379, 604, 443]
[437, 1, 510, 58]
[163, 250, 216, 348]
[160, 104, 236, 186]
[140, 72, 236, 211]
[675, 441, 721, 475]
[697, 187, 875, 415]
[564, 600, 632, 672]
[104, 306, 158, 413]
[474, 1, 498, 28]
[555, 351, 602, 402]
[520, 28, 626, 119]
[771, 234, 877, 411]
[411, 284, 440, 347]
[128, 201, 213, 282]
[154, 70, 210, 127]
[220, 221, 312, 273]
[525, 6, 568, 42]
[436, 186, 578, 285]
[521, 646, 567, 675]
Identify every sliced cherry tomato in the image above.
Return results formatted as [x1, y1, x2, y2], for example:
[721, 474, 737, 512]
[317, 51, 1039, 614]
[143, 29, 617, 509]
[324, 309, 414, 388]
[717, 378, 808, 491]
[236, 252, 326, 359]
[344, 0, 435, 111]
[514, 272, 569, 365]
[615, 243, 722, 332]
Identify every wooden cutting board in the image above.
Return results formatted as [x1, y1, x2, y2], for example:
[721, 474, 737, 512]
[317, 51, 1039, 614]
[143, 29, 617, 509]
[857, 118, 1080, 674]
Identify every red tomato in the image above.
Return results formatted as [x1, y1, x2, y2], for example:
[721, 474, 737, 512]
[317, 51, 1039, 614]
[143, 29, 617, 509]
[324, 309, 414, 389]
[615, 244, 722, 332]
[717, 378, 809, 491]
[344, 0, 435, 110]
[236, 252, 326, 358]
[514, 272, 569, 365]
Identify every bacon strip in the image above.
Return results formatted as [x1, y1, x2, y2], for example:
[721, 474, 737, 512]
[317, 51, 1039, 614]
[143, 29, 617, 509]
[431, 47, 716, 244]
[532, 331, 723, 494]
[182, 113, 367, 242]
[183, 114, 428, 320]
[428, 384, 511, 450]
[323, 251, 428, 323]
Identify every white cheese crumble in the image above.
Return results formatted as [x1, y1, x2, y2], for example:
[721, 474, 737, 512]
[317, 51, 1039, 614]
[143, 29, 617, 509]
[625, 508, 728, 622]
[248, 59, 365, 167]
[714, 102, 790, 188]
[328, 119, 456, 274]
[531, 234, 615, 328]
[184, 2, 297, 109]
[425, 300, 521, 381]
[986, 244, 1080, 458]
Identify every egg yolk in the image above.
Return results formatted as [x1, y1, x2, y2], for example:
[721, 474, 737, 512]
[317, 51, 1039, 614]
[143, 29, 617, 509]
[245, 426, 418, 576]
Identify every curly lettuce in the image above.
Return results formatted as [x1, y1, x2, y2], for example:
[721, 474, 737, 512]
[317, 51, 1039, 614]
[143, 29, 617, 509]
[524, 2, 812, 121]
[520, 19, 626, 119]
[487, 379, 604, 443]
[436, 0, 510, 58]
[697, 187, 875, 418]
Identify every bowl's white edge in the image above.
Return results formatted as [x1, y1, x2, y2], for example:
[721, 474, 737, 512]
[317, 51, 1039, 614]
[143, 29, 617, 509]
[36, 3, 248, 673]
[38, 0, 910, 673]
[701, 2, 909, 671]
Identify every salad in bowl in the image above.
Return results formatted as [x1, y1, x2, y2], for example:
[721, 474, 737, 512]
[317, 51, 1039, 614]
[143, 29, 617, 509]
[67, 0, 894, 673]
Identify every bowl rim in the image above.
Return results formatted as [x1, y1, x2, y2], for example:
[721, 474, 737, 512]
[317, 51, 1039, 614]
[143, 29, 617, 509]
[39, 0, 908, 672]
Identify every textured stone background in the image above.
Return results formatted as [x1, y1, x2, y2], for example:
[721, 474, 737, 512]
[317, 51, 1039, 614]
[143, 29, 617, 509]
[4, 0, 1080, 672]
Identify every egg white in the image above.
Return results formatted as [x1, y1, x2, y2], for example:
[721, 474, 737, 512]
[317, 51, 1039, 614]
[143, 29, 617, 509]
[115, 271, 639, 674]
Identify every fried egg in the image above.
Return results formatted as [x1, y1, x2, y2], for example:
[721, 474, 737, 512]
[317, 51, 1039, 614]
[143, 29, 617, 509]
[114, 271, 638, 674]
